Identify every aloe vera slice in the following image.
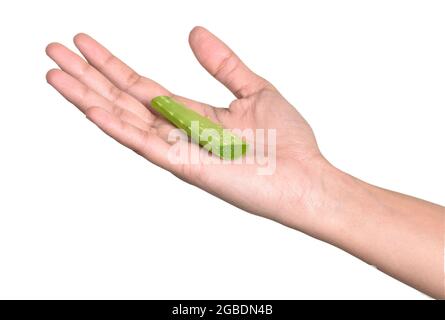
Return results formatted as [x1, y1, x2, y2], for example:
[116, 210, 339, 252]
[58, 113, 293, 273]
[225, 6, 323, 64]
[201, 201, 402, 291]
[151, 96, 248, 160]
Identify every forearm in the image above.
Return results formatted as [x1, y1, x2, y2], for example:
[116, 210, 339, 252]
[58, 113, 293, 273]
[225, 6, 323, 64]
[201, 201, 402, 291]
[291, 162, 445, 298]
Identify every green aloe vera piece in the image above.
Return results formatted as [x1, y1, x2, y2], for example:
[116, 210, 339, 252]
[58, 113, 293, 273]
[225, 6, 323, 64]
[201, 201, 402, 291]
[151, 96, 248, 160]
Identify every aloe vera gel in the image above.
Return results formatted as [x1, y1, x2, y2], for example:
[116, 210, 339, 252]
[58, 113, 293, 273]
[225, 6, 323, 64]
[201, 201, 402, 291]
[151, 96, 247, 160]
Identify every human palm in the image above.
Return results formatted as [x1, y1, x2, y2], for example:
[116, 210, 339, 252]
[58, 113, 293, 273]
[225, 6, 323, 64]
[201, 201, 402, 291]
[46, 27, 325, 228]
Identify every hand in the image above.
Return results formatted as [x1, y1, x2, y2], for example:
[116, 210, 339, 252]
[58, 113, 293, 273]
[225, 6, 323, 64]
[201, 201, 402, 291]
[46, 27, 445, 298]
[46, 27, 329, 233]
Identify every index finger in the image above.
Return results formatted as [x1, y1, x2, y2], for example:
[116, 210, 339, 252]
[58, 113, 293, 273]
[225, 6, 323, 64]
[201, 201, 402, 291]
[73, 33, 170, 106]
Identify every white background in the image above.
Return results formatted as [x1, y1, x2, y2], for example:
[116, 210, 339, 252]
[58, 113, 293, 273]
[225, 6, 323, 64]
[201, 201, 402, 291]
[0, 0, 444, 299]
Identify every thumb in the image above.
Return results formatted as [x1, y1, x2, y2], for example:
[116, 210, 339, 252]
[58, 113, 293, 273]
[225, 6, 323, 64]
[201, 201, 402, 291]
[188, 26, 272, 99]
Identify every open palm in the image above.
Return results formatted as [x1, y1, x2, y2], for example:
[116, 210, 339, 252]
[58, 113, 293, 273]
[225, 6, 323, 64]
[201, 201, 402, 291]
[46, 27, 326, 229]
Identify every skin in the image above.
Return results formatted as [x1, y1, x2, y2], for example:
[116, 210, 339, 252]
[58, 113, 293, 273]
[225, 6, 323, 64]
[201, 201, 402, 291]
[46, 26, 445, 299]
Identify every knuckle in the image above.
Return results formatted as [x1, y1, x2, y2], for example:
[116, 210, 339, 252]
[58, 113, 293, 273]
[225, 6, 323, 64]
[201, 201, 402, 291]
[124, 72, 141, 91]
[213, 53, 238, 80]
[108, 85, 123, 103]
[101, 54, 116, 68]
[112, 105, 125, 118]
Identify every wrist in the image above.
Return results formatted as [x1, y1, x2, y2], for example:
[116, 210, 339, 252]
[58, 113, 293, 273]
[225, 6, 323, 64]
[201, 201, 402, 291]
[310, 163, 368, 243]
[284, 157, 371, 243]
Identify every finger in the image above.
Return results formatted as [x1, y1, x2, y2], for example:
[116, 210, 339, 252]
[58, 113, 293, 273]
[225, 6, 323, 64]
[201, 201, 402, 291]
[45, 42, 154, 123]
[86, 107, 176, 172]
[73, 33, 230, 125]
[46, 69, 150, 131]
[188, 26, 272, 99]
[73, 33, 170, 106]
